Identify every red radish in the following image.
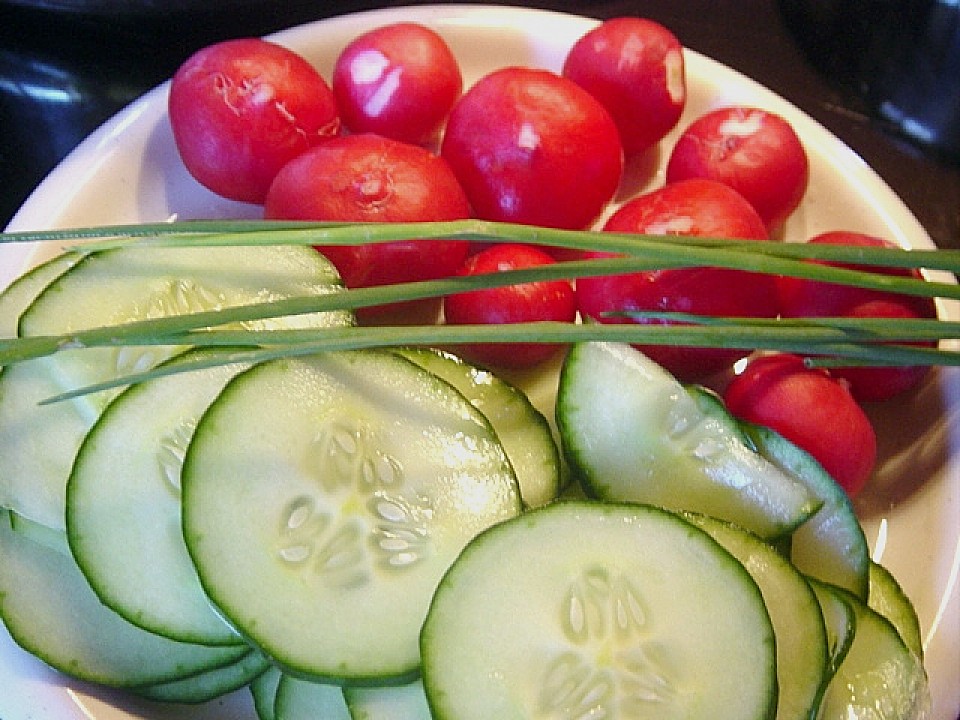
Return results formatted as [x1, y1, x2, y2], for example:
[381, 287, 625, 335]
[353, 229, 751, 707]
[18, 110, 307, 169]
[441, 66, 623, 230]
[723, 353, 877, 498]
[443, 244, 577, 368]
[829, 299, 934, 402]
[776, 230, 936, 319]
[666, 106, 808, 230]
[264, 133, 471, 319]
[168, 38, 340, 204]
[576, 178, 776, 380]
[562, 17, 686, 156]
[333, 22, 462, 145]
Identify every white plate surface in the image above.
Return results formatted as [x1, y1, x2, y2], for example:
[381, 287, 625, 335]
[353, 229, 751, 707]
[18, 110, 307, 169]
[1, 5, 958, 719]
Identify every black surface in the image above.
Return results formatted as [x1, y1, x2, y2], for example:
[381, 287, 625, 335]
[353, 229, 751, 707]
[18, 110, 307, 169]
[1, 0, 958, 250]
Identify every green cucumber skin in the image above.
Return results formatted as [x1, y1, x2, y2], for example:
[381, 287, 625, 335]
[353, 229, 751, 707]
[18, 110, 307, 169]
[815, 584, 929, 720]
[0, 509, 249, 688]
[556, 342, 819, 539]
[131, 650, 271, 704]
[394, 346, 561, 508]
[683, 512, 828, 720]
[421, 500, 778, 720]
[0, 244, 352, 532]
[66, 351, 248, 647]
[742, 423, 869, 600]
[868, 561, 924, 660]
[182, 351, 521, 684]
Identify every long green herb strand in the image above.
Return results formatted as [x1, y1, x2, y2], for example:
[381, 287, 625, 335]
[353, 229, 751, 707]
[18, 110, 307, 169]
[1, 221, 958, 393]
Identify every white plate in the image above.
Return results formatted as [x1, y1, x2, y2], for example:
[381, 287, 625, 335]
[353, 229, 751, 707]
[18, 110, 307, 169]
[1, 5, 958, 719]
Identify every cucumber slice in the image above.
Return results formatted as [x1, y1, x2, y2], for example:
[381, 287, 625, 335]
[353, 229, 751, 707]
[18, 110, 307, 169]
[816, 587, 929, 720]
[0, 509, 249, 688]
[182, 350, 521, 683]
[131, 649, 270, 704]
[250, 665, 283, 720]
[394, 346, 561, 508]
[868, 561, 924, 660]
[683, 513, 828, 720]
[742, 423, 869, 600]
[343, 679, 431, 720]
[0, 252, 78, 339]
[274, 674, 350, 720]
[0, 244, 351, 531]
[806, 579, 857, 693]
[556, 342, 820, 538]
[421, 500, 778, 720]
[66, 350, 249, 646]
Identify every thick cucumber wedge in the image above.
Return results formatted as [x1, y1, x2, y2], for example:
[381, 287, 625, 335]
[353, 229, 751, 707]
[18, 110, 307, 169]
[67, 351, 249, 646]
[743, 423, 869, 600]
[421, 500, 778, 720]
[683, 513, 828, 720]
[556, 342, 819, 538]
[274, 674, 350, 720]
[0, 510, 249, 688]
[343, 679, 431, 720]
[816, 587, 929, 720]
[250, 665, 284, 720]
[395, 346, 561, 507]
[0, 244, 351, 531]
[868, 561, 924, 659]
[182, 350, 521, 683]
[0, 252, 78, 339]
[131, 649, 270, 704]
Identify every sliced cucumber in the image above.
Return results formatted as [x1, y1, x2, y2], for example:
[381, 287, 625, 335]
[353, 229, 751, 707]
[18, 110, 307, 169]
[683, 512, 828, 720]
[816, 587, 929, 720]
[343, 678, 431, 720]
[250, 665, 283, 720]
[742, 423, 869, 600]
[0, 252, 78, 339]
[421, 500, 778, 720]
[0, 509, 249, 688]
[0, 244, 351, 531]
[131, 649, 270, 704]
[806, 578, 857, 695]
[556, 342, 820, 538]
[66, 350, 249, 646]
[869, 560, 924, 660]
[182, 350, 521, 683]
[394, 346, 561, 508]
[274, 674, 350, 720]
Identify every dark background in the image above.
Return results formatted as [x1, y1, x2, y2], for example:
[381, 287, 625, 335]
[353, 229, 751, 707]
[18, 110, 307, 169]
[1, 0, 958, 249]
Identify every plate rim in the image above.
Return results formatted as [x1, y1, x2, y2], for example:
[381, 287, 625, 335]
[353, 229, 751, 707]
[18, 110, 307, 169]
[1, 4, 957, 719]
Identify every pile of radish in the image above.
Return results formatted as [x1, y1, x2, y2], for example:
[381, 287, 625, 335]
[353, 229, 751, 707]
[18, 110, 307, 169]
[0, 12, 940, 720]
[168, 15, 935, 501]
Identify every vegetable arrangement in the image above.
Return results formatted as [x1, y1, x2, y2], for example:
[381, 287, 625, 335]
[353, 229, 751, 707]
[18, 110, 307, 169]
[1, 11, 959, 720]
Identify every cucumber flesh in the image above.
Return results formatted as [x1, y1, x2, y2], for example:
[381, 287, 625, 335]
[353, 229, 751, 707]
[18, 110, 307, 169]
[743, 423, 870, 600]
[816, 587, 929, 720]
[683, 512, 828, 720]
[182, 350, 521, 683]
[0, 509, 249, 688]
[421, 500, 778, 720]
[0, 244, 351, 531]
[556, 342, 820, 538]
[274, 674, 350, 720]
[868, 560, 924, 660]
[66, 350, 249, 646]
[343, 679, 431, 720]
[394, 346, 561, 508]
